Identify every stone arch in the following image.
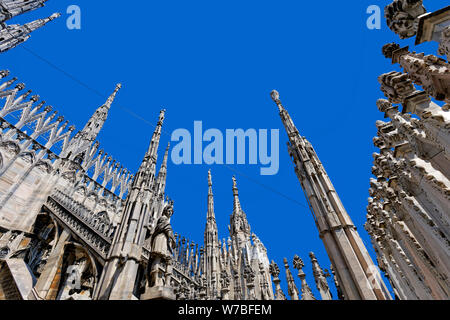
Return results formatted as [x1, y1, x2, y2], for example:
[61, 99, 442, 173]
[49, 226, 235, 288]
[51, 242, 99, 300]
[34, 159, 52, 174]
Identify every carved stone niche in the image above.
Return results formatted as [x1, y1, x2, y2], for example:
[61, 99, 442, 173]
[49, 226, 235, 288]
[385, 0, 427, 39]
[415, 6, 450, 45]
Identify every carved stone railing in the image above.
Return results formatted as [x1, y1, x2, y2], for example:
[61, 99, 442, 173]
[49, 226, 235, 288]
[44, 190, 114, 260]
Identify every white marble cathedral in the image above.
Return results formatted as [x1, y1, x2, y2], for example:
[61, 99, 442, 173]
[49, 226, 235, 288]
[0, 0, 333, 300]
[0, 0, 448, 301]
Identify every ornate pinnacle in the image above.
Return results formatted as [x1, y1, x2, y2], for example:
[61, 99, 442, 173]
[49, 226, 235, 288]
[232, 175, 241, 211]
[293, 255, 305, 272]
[269, 260, 286, 300]
[104, 83, 122, 109]
[159, 109, 166, 123]
[49, 13, 61, 20]
[293, 255, 316, 300]
[283, 257, 299, 300]
[309, 252, 332, 300]
[269, 261, 280, 278]
[162, 143, 170, 167]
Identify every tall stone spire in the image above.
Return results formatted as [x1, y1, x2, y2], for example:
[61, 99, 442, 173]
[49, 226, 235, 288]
[61, 84, 121, 161]
[229, 176, 251, 249]
[154, 142, 170, 197]
[207, 170, 215, 220]
[271, 90, 392, 300]
[80, 83, 121, 142]
[95, 110, 165, 300]
[148, 142, 170, 225]
[0, 13, 60, 53]
[204, 170, 221, 298]
[0, 0, 48, 24]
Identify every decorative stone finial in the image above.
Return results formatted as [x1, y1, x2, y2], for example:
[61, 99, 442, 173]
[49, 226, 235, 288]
[271, 90, 280, 103]
[49, 13, 61, 20]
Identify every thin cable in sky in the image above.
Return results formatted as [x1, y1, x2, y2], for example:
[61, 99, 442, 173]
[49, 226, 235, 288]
[19, 45, 311, 211]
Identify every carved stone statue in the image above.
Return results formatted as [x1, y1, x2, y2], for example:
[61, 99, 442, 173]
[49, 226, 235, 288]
[142, 201, 176, 300]
[151, 201, 176, 260]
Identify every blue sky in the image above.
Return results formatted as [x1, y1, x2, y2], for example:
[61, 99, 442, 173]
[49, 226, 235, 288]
[1, 0, 447, 299]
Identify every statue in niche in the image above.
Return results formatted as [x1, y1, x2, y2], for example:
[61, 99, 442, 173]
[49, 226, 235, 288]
[58, 257, 93, 300]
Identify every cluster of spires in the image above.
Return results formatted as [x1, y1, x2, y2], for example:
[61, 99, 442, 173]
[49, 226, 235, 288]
[0, 0, 405, 300]
[168, 166, 336, 300]
[0, 0, 60, 53]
